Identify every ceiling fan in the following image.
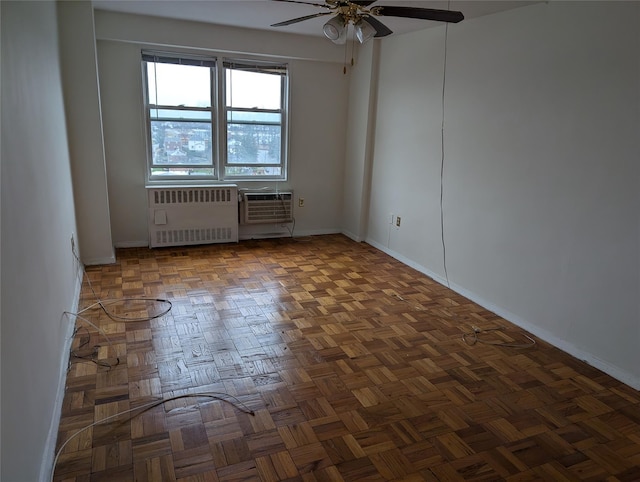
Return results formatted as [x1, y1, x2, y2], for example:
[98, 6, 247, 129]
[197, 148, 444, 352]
[270, 0, 464, 44]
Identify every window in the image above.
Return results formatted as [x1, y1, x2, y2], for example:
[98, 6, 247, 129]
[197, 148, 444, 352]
[143, 52, 288, 182]
[224, 61, 287, 178]
[143, 53, 216, 178]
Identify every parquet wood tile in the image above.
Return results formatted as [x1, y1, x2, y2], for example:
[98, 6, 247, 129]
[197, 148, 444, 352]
[53, 234, 640, 481]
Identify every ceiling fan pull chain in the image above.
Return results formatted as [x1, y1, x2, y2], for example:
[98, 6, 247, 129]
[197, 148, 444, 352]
[351, 35, 355, 67]
[343, 28, 348, 74]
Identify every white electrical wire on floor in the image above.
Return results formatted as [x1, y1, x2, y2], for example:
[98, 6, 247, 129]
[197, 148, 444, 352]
[55, 247, 268, 480]
[64, 312, 121, 368]
[65, 248, 173, 369]
[462, 325, 536, 349]
[50, 392, 255, 482]
[75, 297, 172, 322]
[73, 248, 172, 322]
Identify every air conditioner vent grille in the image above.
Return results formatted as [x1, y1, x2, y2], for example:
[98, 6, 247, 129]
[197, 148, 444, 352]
[240, 192, 293, 225]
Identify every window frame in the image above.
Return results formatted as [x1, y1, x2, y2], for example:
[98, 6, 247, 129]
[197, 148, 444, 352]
[222, 59, 289, 180]
[142, 52, 218, 181]
[142, 51, 289, 184]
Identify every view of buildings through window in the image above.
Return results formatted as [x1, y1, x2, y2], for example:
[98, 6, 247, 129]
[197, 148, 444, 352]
[145, 55, 286, 180]
[225, 68, 283, 177]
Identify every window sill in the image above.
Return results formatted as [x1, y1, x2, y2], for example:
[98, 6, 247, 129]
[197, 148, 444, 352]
[145, 182, 238, 189]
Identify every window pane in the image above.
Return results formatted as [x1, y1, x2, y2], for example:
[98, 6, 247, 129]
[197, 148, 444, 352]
[147, 63, 211, 108]
[150, 120, 212, 166]
[227, 111, 281, 123]
[151, 167, 215, 177]
[227, 123, 281, 165]
[225, 166, 282, 177]
[226, 69, 281, 109]
[150, 109, 211, 121]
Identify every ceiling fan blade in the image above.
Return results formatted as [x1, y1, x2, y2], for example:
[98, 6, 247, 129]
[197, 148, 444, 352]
[361, 15, 393, 37]
[271, 11, 331, 27]
[373, 6, 464, 23]
[270, 0, 331, 9]
[350, 1, 378, 6]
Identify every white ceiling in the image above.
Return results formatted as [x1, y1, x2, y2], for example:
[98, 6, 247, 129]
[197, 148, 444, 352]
[92, 0, 538, 38]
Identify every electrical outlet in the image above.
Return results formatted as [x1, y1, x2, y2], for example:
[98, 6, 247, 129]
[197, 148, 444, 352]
[396, 216, 401, 227]
[298, 198, 305, 208]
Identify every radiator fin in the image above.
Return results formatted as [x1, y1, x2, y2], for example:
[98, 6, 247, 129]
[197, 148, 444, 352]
[155, 227, 234, 246]
[152, 188, 233, 206]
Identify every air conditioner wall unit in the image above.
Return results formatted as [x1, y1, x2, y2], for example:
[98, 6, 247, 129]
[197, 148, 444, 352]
[148, 186, 238, 248]
[240, 192, 293, 225]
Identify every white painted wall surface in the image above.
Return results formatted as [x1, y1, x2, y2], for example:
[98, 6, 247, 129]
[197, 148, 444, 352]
[94, 10, 344, 64]
[342, 42, 378, 242]
[95, 12, 349, 246]
[1, 2, 81, 480]
[368, 26, 447, 272]
[366, 2, 640, 387]
[95, 40, 149, 246]
[57, 2, 114, 265]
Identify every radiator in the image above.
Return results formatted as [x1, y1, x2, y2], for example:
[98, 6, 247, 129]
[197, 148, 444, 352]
[240, 192, 293, 225]
[148, 186, 238, 247]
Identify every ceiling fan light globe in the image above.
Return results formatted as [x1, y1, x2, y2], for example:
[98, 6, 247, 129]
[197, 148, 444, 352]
[323, 15, 346, 44]
[323, 23, 340, 40]
[355, 18, 376, 43]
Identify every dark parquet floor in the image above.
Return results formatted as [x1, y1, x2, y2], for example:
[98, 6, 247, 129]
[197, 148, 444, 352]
[53, 234, 640, 481]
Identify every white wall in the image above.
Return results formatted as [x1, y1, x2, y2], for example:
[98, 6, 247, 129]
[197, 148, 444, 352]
[365, 2, 640, 387]
[58, 2, 114, 265]
[367, 25, 446, 269]
[95, 12, 349, 245]
[95, 10, 345, 64]
[1, 2, 81, 480]
[341, 41, 378, 242]
[286, 59, 348, 237]
[95, 40, 148, 246]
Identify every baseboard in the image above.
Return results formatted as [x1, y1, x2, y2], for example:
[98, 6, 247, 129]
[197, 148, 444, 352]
[341, 229, 363, 242]
[114, 240, 148, 248]
[118, 232, 344, 245]
[83, 255, 116, 266]
[449, 281, 640, 391]
[365, 238, 640, 391]
[39, 273, 82, 482]
[238, 228, 341, 241]
[366, 238, 448, 287]
[239, 231, 289, 240]
[291, 228, 341, 237]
